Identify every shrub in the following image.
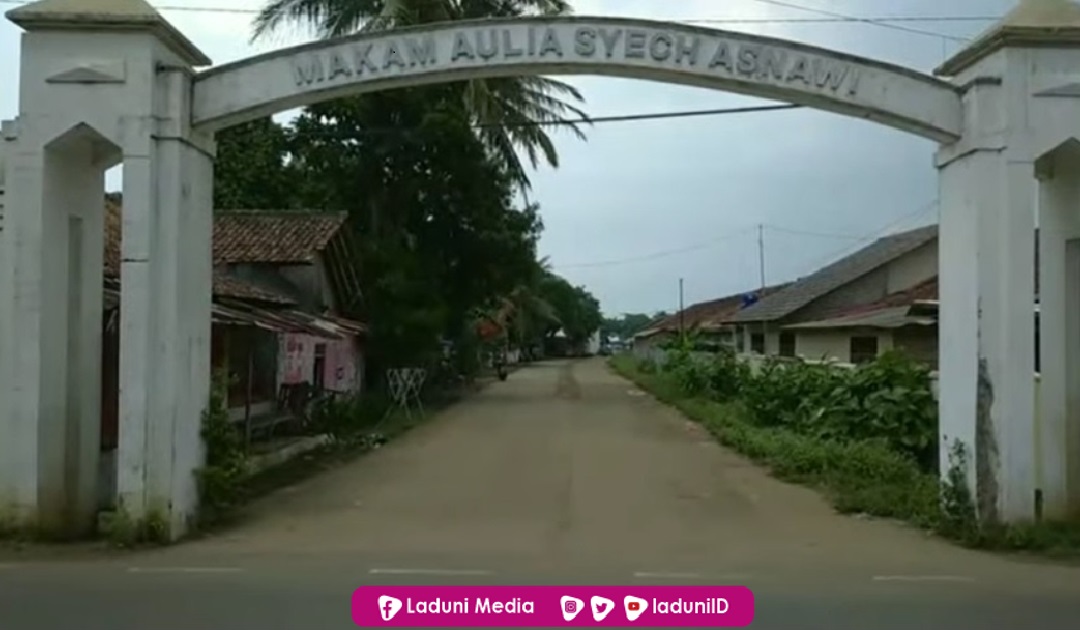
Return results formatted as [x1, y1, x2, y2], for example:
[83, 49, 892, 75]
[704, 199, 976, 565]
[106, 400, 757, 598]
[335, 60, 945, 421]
[309, 391, 392, 447]
[196, 370, 250, 525]
[662, 349, 938, 471]
[611, 351, 1080, 556]
[637, 356, 658, 374]
[616, 359, 942, 528]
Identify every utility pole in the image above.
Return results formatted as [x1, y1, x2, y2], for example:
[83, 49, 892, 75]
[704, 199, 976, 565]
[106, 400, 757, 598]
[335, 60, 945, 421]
[678, 278, 685, 340]
[757, 223, 766, 290]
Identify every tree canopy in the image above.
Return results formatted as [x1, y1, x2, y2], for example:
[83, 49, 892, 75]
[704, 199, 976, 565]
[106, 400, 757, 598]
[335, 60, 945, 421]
[214, 104, 600, 382]
[601, 313, 656, 340]
[250, 0, 591, 191]
[209, 0, 604, 384]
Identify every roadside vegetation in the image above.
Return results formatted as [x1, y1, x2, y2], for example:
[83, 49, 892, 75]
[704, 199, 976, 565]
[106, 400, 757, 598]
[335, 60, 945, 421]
[611, 340, 1080, 558]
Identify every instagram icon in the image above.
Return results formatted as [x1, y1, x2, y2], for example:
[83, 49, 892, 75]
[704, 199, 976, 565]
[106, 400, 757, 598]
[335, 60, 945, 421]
[560, 596, 584, 622]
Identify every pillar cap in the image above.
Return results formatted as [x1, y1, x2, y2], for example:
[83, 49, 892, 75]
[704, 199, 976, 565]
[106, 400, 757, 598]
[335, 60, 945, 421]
[6, 0, 212, 67]
[935, 0, 1080, 77]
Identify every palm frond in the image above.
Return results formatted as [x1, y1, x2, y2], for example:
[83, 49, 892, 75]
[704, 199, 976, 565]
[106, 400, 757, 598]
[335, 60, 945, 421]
[253, 0, 591, 188]
[252, 0, 376, 41]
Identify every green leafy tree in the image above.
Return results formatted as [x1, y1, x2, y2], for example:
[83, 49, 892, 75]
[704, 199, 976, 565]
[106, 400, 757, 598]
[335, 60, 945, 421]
[251, 0, 590, 190]
[287, 87, 544, 380]
[539, 272, 601, 347]
[213, 117, 297, 210]
[504, 256, 560, 350]
[602, 313, 653, 339]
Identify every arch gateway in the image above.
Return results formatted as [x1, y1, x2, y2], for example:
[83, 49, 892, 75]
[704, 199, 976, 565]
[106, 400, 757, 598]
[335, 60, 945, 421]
[1, 0, 1079, 538]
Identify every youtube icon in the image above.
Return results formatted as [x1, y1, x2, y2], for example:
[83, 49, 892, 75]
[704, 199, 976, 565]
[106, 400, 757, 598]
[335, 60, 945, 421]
[623, 595, 648, 622]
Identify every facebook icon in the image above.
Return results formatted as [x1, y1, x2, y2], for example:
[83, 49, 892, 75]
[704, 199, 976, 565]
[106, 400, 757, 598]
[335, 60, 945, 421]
[378, 595, 403, 621]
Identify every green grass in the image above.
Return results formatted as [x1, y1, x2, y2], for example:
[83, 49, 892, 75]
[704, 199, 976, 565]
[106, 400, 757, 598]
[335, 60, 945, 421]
[610, 354, 1080, 559]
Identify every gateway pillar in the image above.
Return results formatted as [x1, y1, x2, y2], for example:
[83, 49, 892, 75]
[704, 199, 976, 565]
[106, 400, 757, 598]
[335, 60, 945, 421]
[935, 0, 1080, 523]
[0, 0, 214, 539]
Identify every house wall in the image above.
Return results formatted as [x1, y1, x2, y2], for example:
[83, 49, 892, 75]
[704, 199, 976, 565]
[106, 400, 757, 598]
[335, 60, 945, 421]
[886, 239, 938, 294]
[224, 257, 334, 312]
[278, 332, 363, 394]
[739, 323, 780, 355]
[790, 241, 938, 324]
[633, 332, 673, 355]
[277, 255, 337, 312]
[893, 325, 939, 369]
[794, 329, 895, 363]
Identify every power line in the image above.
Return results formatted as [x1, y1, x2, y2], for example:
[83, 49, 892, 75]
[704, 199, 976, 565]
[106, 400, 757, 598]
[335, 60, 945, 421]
[749, 0, 972, 42]
[555, 219, 882, 271]
[757, 223, 766, 289]
[687, 16, 994, 26]
[764, 224, 867, 241]
[0, 0, 999, 31]
[289, 103, 802, 138]
[556, 226, 758, 270]
[801, 201, 940, 272]
[478, 103, 800, 129]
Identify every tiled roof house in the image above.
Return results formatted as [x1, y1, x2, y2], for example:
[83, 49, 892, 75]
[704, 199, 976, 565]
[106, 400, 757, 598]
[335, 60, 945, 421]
[101, 201, 365, 333]
[730, 224, 939, 326]
[730, 223, 940, 365]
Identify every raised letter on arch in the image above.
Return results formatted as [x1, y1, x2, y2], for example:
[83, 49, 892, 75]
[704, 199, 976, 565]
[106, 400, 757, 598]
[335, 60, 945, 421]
[293, 56, 325, 86]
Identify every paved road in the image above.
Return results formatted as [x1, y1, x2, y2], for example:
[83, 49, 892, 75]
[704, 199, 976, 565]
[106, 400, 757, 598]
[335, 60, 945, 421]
[3, 359, 1080, 628]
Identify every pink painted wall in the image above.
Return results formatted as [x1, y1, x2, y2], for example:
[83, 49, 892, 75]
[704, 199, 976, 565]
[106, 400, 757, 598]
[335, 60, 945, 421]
[278, 333, 363, 393]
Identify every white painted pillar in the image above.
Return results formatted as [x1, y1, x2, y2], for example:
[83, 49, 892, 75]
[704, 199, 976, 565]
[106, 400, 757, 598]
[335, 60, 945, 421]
[0, 118, 109, 536]
[931, 0, 1080, 525]
[117, 69, 214, 539]
[1036, 147, 1080, 518]
[1, 0, 213, 539]
[938, 138, 1038, 524]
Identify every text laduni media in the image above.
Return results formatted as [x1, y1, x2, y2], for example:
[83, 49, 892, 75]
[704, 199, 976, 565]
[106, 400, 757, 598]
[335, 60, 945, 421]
[406, 598, 534, 614]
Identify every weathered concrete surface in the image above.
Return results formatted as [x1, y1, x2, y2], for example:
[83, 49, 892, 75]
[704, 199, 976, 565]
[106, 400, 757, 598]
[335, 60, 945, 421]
[2, 359, 1080, 629]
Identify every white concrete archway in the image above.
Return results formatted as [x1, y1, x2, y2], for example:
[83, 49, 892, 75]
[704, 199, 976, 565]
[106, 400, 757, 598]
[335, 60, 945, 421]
[190, 17, 962, 141]
[1, 0, 1078, 539]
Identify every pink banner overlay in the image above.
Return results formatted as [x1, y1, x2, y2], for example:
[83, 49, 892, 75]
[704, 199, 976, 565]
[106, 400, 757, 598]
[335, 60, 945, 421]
[352, 585, 754, 627]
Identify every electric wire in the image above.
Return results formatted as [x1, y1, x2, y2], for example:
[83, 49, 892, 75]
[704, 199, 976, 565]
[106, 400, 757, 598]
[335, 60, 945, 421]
[557, 226, 759, 270]
[555, 221, 874, 271]
[288, 103, 803, 138]
[799, 201, 940, 272]
[748, 0, 974, 42]
[0, 0, 1000, 33]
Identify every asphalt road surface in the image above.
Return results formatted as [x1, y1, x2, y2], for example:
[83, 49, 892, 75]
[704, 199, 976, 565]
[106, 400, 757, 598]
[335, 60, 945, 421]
[3, 359, 1080, 629]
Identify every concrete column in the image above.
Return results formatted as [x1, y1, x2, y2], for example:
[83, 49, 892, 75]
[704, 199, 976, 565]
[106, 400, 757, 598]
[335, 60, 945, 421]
[0, 119, 108, 536]
[938, 140, 1038, 523]
[932, 0, 1080, 525]
[118, 68, 214, 538]
[1036, 148, 1080, 518]
[1, 0, 212, 538]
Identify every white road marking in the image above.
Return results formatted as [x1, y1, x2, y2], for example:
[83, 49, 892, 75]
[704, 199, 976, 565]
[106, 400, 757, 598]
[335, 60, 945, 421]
[872, 575, 975, 583]
[633, 571, 704, 579]
[127, 567, 245, 574]
[369, 568, 494, 576]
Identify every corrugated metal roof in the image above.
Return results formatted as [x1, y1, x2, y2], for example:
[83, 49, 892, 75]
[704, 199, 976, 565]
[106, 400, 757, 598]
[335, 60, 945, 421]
[731, 224, 939, 323]
[103, 282, 366, 339]
[212, 271, 296, 305]
[782, 306, 936, 330]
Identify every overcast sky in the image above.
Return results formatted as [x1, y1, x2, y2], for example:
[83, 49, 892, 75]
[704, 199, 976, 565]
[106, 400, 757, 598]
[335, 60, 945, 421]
[0, 0, 1018, 316]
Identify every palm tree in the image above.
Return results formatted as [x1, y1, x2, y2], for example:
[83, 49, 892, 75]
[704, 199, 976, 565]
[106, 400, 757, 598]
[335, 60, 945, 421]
[504, 256, 560, 351]
[251, 0, 591, 190]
